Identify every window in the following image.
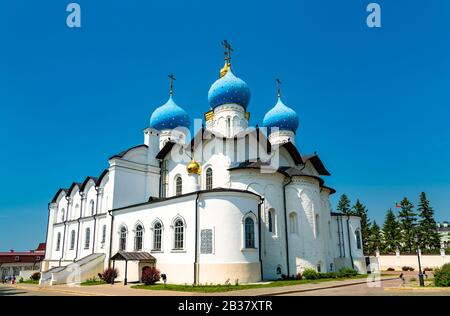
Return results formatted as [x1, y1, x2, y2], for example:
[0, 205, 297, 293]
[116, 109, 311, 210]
[70, 230, 76, 250]
[245, 217, 255, 248]
[74, 204, 79, 218]
[205, 168, 213, 190]
[317, 263, 322, 273]
[276, 266, 282, 275]
[56, 232, 61, 251]
[289, 212, 298, 234]
[134, 224, 143, 251]
[268, 209, 275, 234]
[175, 176, 182, 196]
[153, 222, 162, 251]
[89, 200, 95, 216]
[315, 214, 320, 238]
[356, 230, 362, 250]
[14, 256, 19, 261]
[119, 226, 127, 251]
[174, 219, 184, 250]
[84, 228, 91, 249]
[101, 225, 107, 244]
[60, 208, 65, 222]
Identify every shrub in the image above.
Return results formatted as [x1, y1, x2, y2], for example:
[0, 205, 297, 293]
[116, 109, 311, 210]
[423, 267, 434, 272]
[402, 266, 414, 271]
[141, 267, 161, 285]
[440, 263, 450, 272]
[320, 272, 337, 279]
[100, 267, 118, 284]
[302, 269, 320, 280]
[295, 273, 303, 280]
[338, 267, 357, 278]
[387, 267, 395, 271]
[434, 267, 450, 287]
[30, 272, 41, 281]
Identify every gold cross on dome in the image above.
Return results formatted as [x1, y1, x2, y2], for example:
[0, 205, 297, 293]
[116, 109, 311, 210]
[221, 40, 233, 64]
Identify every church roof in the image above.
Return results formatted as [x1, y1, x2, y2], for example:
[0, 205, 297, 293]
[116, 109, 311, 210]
[50, 188, 68, 203]
[208, 68, 251, 110]
[80, 176, 99, 192]
[302, 154, 331, 176]
[109, 144, 148, 160]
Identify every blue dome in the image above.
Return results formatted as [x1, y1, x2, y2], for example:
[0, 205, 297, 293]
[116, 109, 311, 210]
[207, 69, 251, 110]
[263, 98, 299, 133]
[149, 96, 190, 130]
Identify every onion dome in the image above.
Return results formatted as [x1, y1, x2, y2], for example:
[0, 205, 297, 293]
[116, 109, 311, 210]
[207, 68, 251, 110]
[263, 97, 299, 133]
[149, 96, 190, 130]
[187, 159, 201, 175]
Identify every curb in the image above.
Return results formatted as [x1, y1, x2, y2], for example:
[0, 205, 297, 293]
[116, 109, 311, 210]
[258, 277, 399, 296]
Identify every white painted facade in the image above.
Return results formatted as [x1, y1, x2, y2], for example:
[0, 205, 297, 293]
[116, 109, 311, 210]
[42, 64, 365, 285]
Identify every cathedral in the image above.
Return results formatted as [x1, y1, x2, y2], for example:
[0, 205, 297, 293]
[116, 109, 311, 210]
[41, 43, 365, 285]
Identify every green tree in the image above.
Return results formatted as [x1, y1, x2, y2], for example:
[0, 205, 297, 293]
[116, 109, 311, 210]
[367, 221, 382, 255]
[382, 209, 401, 253]
[337, 194, 352, 215]
[398, 197, 417, 253]
[352, 199, 370, 253]
[416, 192, 441, 250]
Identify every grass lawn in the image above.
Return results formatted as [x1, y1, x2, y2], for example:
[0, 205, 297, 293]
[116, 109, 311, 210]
[81, 280, 107, 286]
[20, 279, 39, 284]
[131, 274, 369, 293]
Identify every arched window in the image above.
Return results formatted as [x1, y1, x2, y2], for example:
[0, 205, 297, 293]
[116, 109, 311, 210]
[74, 204, 79, 219]
[70, 230, 76, 250]
[245, 217, 255, 248]
[89, 200, 95, 216]
[153, 222, 162, 251]
[134, 224, 143, 251]
[355, 230, 362, 250]
[101, 225, 107, 244]
[56, 232, 61, 251]
[175, 176, 182, 196]
[268, 209, 276, 234]
[317, 262, 322, 273]
[60, 208, 65, 222]
[289, 212, 298, 234]
[205, 168, 213, 190]
[119, 226, 127, 251]
[174, 219, 184, 250]
[84, 228, 91, 249]
[315, 214, 320, 238]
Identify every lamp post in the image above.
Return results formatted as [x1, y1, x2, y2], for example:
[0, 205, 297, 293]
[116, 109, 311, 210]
[414, 236, 425, 287]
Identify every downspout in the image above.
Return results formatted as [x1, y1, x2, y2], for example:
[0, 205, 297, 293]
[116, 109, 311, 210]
[59, 196, 69, 267]
[258, 197, 265, 281]
[346, 215, 355, 269]
[282, 177, 293, 276]
[193, 193, 200, 285]
[74, 193, 84, 262]
[158, 160, 163, 198]
[108, 209, 114, 268]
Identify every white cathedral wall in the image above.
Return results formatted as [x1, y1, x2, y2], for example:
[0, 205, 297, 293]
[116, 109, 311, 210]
[111, 191, 261, 284]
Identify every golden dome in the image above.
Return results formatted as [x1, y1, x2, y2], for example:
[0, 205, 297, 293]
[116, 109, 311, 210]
[187, 159, 201, 175]
[220, 61, 230, 78]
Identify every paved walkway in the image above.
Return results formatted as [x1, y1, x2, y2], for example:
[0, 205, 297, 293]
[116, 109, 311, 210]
[3, 276, 403, 296]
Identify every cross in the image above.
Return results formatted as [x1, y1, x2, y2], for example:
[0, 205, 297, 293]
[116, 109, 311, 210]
[221, 40, 233, 64]
[275, 78, 281, 98]
[168, 74, 176, 96]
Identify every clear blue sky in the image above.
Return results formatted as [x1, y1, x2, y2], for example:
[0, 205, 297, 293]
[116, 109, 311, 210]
[1, 0, 449, 251]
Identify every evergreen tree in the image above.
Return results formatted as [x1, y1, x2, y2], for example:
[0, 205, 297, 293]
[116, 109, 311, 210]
[352, 199, 370, 253]
[398, 197, 417, 253]
[416, 192, 441, 250]
[367, 221, 382, 255]
[382, 209, 401, 253]
[337, 194, 352, 215]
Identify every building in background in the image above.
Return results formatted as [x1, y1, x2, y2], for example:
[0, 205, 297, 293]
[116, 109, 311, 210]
[438, 221, 450, 248]
[0, 243, 45, 279]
